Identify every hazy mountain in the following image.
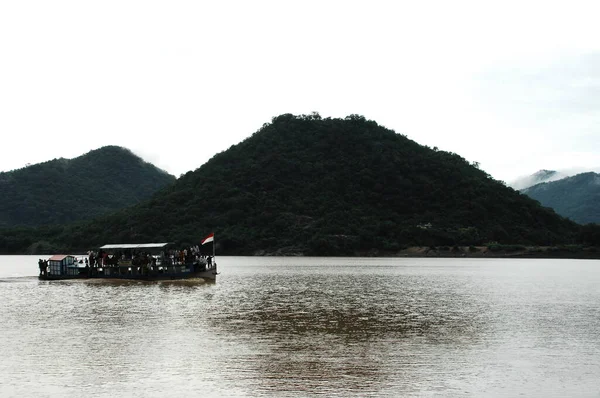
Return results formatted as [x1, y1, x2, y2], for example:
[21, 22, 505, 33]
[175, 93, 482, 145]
[0, 114, 579, 255]
[510, 169, 568, 190]
[0, 146, 176, 227]
[522, 172, 600, 224]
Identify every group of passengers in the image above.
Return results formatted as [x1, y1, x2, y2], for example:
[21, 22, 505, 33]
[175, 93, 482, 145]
[86, 245, 214, 268]
[38, 259, 49, 276]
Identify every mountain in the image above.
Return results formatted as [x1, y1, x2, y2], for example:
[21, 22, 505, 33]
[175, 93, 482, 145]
[522, 172, 600, 225]
[0, 114, 581, 255]
[0, 146, 176, 227]
[510, 169, 568, 190]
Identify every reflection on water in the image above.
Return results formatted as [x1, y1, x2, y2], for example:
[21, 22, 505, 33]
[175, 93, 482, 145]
[77, 277, 216, 288]
[214, 274, 486, 337]
[207, 268, 491, 396]
[1, 256, 600, 397]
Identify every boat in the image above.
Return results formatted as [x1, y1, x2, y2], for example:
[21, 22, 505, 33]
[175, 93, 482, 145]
[38, 234, 218, 281]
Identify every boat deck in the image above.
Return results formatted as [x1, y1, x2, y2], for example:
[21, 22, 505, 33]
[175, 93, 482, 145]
[39, 262, 217, 281]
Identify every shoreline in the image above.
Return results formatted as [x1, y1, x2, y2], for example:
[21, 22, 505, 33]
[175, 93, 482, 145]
[379, 246, 600, 260]
[7, 245, 600, 260]
[256, 245, 600, 259]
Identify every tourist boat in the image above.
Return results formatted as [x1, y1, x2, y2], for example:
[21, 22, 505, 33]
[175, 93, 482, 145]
[38, 235, 218, 281]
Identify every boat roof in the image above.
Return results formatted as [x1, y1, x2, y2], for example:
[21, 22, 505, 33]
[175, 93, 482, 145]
[99, 243, 170, 250]
[48, 254, 75, 261]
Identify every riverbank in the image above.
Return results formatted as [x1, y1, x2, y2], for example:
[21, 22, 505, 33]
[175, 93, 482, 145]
[257, 244, 600, 259]
[391, 245, 600, 259]
[9, 243, 600, 259]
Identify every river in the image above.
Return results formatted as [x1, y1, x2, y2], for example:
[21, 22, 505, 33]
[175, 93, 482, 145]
[1, 256, 599, 397]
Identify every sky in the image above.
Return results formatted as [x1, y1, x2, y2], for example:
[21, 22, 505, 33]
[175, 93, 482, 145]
[1, 0, 599, 184]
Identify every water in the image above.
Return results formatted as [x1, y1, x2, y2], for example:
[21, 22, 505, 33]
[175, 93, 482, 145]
[1, 256, 599, 397]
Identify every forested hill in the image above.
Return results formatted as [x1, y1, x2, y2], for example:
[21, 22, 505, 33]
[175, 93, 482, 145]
[0, 146, 175, 227]
[522, 172, 600, 224]
[0, 114, 583, 254]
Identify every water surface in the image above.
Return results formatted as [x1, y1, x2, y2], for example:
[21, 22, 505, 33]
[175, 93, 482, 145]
[1, 256, 599, 397]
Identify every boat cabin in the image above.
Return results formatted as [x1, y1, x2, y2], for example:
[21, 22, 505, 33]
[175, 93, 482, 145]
[47, 255, 81, 277]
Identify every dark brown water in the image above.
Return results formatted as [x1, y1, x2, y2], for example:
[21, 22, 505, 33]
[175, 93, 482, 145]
[1, 256, 600, 397]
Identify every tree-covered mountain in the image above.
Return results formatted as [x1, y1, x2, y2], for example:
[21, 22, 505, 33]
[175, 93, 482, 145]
[522, 172, 600, 224]
[0, 114, 583, 254]
[0, 146, 175, 227]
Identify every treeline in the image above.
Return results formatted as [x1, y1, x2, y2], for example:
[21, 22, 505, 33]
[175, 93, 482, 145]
[0, 114, 594, 255]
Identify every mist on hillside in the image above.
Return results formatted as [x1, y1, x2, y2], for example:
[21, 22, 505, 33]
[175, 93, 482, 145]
[510, 167, 600, 190]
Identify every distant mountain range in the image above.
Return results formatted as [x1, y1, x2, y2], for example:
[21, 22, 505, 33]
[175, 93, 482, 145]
[0, 114, 582, 255]
[510, 169, 569, 190]
[522, 172, 600, 225]
[0, 146, 175, 227]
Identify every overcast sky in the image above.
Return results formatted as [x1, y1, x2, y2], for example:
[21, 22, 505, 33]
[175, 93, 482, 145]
[1, 0, 599, 183]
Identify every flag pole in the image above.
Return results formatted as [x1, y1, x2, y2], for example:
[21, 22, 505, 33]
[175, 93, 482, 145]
[212, 233, 216, 264]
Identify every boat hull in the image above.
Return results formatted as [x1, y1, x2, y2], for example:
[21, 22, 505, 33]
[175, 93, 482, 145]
[38, 265, 218, 281]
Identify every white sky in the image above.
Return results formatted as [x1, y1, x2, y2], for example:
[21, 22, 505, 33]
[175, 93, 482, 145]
[1, 0, 599, 183]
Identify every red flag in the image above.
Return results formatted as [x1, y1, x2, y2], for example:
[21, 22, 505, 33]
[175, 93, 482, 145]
[201, 232, 214, 245]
